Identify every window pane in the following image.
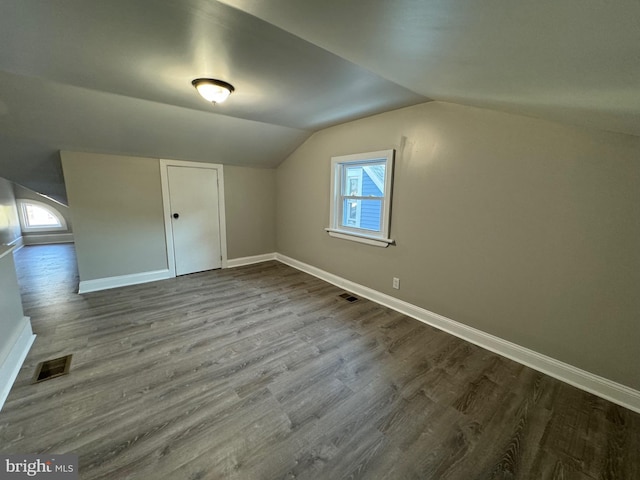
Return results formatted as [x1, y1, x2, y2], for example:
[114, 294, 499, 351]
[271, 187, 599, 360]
[342, 163, 387, 197]
[363, 164, 386, 195]
[25, 204, 61, 227]
[349, 178, 359, 195]
[343, 166, 362, 195]
[342, 198, 382, 232]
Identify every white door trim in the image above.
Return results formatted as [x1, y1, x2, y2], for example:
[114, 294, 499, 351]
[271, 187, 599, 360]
[160, 159, 228, 277]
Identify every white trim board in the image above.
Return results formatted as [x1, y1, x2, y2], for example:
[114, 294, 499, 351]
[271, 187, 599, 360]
[274, 253, 640, 414]
[79, 269, 171, 294]
[0, 317, 36, 412]
[7, 236, 24, 251]
[227, 253, 276, 268]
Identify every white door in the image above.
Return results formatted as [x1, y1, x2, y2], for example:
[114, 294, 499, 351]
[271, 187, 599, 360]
[167, 165, 221, 276]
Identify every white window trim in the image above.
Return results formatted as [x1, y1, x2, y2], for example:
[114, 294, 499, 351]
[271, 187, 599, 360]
[17, 199, 67, 233]
[328, 149, 395, 247]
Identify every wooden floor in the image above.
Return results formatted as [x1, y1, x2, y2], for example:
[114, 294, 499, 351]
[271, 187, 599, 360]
[1, 244, 638, 479]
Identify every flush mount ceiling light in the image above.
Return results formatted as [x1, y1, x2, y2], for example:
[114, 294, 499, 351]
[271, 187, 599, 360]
[192, 78, 235, 104]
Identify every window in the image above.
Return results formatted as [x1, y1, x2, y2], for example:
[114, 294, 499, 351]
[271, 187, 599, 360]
[327, 149, 395, 247]
[17, 200, 67, 232]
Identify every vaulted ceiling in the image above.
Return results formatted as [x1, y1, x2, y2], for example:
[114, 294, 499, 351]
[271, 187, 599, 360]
[1, 0, 638, 202]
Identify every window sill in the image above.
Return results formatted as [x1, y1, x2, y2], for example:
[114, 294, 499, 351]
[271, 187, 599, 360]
[325, 228, 394, 247]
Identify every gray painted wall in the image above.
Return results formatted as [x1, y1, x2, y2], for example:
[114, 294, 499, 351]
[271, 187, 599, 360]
[61, 152, 277, 282]
[224, 166, 276, 259]
[0, 248, 26, 367]
[0, 178, 26, 379]
[61, 152, 168, 281]
[276, 101, 640, 390]
[0, 177, 21, 245]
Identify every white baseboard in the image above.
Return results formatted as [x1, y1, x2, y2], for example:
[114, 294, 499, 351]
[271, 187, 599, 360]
[226, 253, 277, 268]
[79, 269, 171, 294]
[7, 236, 24, 251]
[275, 253, 640, 414]
[23, 233, 74, 245]
[0, 317, 36, 412]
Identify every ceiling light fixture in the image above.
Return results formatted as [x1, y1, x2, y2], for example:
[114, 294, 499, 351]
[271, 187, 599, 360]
[192, 78, 235, 104]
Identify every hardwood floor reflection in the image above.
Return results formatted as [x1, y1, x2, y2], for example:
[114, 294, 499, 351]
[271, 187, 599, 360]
[1, 244, 638, 479]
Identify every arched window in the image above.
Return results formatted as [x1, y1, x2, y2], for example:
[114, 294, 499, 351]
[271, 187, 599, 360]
[17, 200, 67, 232]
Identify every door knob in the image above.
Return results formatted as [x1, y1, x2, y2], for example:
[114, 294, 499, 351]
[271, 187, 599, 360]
[173, 213, 180, 219]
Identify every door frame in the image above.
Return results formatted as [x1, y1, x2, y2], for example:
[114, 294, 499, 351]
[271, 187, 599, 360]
[160, 159, 228, 278]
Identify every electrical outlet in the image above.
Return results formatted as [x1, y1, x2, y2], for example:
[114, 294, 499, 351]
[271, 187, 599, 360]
[393, 277, 400, 289]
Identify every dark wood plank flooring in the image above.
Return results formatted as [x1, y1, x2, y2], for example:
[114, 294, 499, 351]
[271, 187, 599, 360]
[1, 244, 639, 479]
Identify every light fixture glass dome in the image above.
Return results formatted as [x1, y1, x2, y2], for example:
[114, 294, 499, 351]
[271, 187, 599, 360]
[192, 78, 235, 104]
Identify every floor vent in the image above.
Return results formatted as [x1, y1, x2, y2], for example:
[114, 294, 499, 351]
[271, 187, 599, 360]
[339, 292, 360, 303]
[32, 355, 73, 384]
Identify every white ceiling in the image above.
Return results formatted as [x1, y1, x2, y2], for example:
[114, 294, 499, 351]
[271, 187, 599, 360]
[1, 0, 638, 202]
